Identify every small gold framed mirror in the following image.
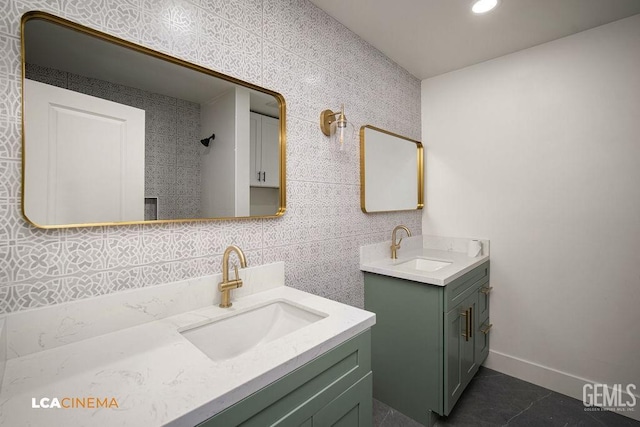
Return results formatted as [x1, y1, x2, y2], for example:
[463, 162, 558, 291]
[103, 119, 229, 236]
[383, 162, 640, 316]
[360, 125, 423, 213]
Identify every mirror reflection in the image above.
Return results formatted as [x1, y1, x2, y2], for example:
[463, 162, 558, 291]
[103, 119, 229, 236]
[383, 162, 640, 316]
[360, 125, 423, 213]
[21, 13, 285, 228]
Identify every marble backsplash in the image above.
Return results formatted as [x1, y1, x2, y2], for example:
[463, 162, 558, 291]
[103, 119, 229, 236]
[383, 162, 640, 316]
[4, 261, 284, 359]
[359, 234, 490, 264]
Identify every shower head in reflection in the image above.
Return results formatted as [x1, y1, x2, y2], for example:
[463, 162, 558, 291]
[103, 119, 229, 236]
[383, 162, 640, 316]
[200, 133, 215, 147]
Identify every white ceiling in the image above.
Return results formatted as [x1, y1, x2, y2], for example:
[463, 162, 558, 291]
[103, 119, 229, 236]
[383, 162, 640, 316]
[309, 0, 640, 80]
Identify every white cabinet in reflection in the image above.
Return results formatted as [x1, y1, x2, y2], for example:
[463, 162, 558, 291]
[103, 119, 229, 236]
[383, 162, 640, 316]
[23, 79, 145, 226]
[249, 112, 280, 188]
[249, 112, 280, 216]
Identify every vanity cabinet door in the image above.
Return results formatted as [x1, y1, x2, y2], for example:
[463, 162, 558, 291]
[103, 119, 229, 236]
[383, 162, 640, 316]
[444, 292, 478, 415]
[461, 296, 478, 382]
[444, 305, 464, 412]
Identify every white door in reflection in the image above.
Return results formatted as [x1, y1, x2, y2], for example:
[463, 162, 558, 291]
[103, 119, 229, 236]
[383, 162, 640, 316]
[24, 79, 145, 225]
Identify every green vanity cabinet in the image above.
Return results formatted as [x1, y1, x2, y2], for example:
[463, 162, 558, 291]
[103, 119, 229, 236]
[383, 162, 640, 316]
[364, 261, 491, 426]
[198, 330, 372, 427]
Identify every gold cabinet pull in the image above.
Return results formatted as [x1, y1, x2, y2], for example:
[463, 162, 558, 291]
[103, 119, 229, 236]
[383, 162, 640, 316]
[469, 306, 473, 338]
[480, 323, 493, 335]
[460, 309, 470, 342]
[480, 286, 493, 295]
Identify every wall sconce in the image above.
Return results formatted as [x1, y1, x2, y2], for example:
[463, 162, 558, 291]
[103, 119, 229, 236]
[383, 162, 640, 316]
[320, 104, 351, 151]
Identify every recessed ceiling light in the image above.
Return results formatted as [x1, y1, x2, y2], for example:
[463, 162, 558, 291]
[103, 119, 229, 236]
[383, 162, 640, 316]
[472, 0, 499, 14]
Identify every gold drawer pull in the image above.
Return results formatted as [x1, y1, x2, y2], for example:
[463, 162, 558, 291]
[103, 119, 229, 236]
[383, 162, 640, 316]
[460, 309, 470, 341]
[480, 323, 493, 335]
[480, 286, 493, 295]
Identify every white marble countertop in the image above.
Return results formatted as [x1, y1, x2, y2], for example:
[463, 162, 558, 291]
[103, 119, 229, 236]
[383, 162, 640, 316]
[360, 235, 490, 286]
[0, 282, 375, 426]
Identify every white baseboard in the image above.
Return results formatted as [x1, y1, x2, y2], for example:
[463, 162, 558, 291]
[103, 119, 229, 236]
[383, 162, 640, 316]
[484, 349, 639, 422]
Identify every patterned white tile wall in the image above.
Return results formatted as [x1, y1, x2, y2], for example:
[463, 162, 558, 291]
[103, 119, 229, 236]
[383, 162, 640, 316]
[0, 0, 422, 314]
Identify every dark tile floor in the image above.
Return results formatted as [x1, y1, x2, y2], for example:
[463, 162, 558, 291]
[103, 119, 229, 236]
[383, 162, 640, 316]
[373, 367, 639, 427]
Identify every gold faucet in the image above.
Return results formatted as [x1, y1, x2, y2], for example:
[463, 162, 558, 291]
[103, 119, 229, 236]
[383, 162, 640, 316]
[391, 225, 412, 259]
[218, 245, 248, 308]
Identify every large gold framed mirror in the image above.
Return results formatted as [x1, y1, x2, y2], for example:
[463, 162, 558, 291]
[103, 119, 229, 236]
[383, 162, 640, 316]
[21, 11, 286, 228]
[360, 125, 423, 213]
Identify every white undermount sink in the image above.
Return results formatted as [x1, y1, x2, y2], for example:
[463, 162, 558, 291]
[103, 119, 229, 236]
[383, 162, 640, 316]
[180, 301, 326, 362]
[395, 257, 452, 272]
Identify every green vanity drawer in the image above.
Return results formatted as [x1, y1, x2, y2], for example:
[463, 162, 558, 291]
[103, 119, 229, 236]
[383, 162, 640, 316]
[444, 262, 490, 311]
[199, 330, 372, 427]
